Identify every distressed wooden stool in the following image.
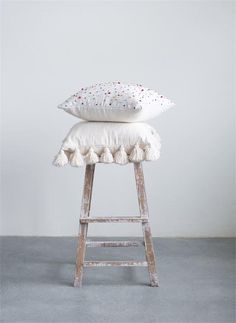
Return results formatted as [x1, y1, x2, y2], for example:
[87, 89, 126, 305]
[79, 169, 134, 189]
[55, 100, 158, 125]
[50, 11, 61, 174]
[74, 162, 158, 287]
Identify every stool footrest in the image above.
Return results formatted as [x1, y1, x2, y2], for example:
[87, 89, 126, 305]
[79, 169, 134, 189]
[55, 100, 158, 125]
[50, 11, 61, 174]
[80, 217, 148, 223]
[86, 240, 145, 247]
[84, 261, 148, 267]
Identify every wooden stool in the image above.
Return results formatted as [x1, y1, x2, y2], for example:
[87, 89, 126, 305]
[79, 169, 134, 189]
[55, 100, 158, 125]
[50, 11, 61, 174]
[74, 162, 159, 287]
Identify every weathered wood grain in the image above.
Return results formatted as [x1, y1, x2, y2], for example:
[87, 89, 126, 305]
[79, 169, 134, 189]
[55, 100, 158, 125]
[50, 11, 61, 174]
[80, 216, 148, 223]
[133, 162, 148, 218]
[134, 162, 159, 287]
[73, 162, 159, 287]
[142, 222, 159, 287]
[74, 164, 95, 287]
[84, 261, 148, 267]
[86, 240, 145, 248]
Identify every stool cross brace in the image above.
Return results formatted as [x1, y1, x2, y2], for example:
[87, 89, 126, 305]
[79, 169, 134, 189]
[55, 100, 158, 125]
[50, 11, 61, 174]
[74, 162, 159, 287]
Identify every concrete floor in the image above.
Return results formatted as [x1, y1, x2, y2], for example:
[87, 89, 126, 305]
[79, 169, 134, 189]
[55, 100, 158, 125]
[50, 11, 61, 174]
[0, 237, 235, 323]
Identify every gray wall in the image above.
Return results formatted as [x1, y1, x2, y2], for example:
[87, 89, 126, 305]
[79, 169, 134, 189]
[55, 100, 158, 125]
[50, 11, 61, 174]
[1, 1, 235, 237]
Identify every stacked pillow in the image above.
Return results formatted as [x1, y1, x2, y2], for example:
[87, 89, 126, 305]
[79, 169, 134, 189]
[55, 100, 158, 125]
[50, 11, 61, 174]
[58, 81, 174, 122]
[53, 81, 174, 167]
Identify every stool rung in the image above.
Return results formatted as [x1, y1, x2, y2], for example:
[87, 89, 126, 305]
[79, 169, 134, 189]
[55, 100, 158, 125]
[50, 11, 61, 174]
[80, 216, 148, 223]
[84, 261, 148, 267]
[86, 240, 145, 248]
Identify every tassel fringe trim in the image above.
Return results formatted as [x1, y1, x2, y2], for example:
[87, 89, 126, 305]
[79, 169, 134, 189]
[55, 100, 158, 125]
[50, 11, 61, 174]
[70, 148, 84, 167]
[53, 143, 160, 167]
[100, 147, 114, 163]
[53, 149, 68, 167]
[84, 147, 99, 165]
[114, 145, 129, 165]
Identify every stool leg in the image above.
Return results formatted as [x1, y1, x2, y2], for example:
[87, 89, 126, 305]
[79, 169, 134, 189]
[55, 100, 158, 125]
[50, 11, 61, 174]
[74, 164, 95, 287]
[134, 162, 159, 287]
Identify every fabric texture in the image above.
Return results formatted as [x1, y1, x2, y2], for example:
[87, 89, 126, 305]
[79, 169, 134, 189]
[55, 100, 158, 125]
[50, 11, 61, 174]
[58, 81, 174, 122]
[53, 121, 161, 167]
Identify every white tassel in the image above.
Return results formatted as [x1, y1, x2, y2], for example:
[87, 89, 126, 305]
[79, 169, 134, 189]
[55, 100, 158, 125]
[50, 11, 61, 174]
[129, 143, 144, 162]
[53, 149, 68, 167]
[144, 144, 160, 161]
[100, 147, 114, 163]
[84, 147, 99, 165]
[69, 148, 84, 167]
[114, 145, 129, 165]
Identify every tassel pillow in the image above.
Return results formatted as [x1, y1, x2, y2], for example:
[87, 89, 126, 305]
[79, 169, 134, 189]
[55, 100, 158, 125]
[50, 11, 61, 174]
[58, 81, 174, 122]
[53, 122, 161, 167]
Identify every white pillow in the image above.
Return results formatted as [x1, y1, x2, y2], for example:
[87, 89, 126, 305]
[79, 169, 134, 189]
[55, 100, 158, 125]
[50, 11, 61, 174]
[53, 122, 161, 167]
[58, 81, 174, 122]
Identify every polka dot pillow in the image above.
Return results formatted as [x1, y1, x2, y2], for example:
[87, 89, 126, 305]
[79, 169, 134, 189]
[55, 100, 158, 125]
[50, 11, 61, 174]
[58, 82, 175, 122]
